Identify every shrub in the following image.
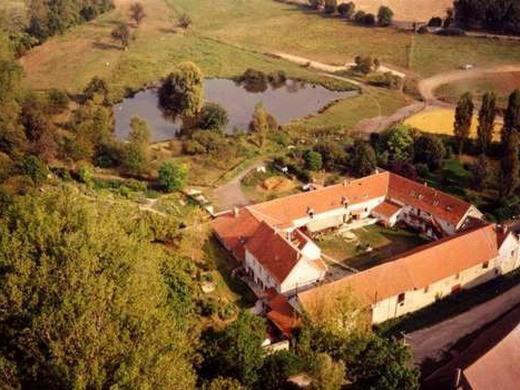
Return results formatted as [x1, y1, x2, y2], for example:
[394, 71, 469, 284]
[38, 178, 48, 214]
[428, 17, 443, 27]
[158, 161, 188, 192]
[20, 155, 48, 185]
[338, 2, 355, 19]
[363, 13, 376, 26]
[354, 10, 366, 24]
[178, 13, 192, 29]
[78, 164, 93, 185]
[366, 72, 402, 89]
[377, 6, 394, 26]
[417, 25, 429, 34]
[198, 103, 229, 131]
[304, 150, 323, 171]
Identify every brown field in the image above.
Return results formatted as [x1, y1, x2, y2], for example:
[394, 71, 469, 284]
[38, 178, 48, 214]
[340, 0, 452, 22]
[435, 72, 520, 107]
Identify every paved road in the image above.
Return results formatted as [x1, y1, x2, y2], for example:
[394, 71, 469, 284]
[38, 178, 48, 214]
[210, 161, 266, 212]
[408, 282, 520, 365]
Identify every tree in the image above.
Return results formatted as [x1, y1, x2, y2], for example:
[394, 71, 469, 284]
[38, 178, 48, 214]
[383, 125, 414, 163]
[350, 140, 376, 178]
[0, 190, 196, 388]
[123, 116, 150, 174]
[477, 91, 497, 154]
[502, 89, 520, 144]
[111, 23, 131, 49]
[470, 154, 489, 191]
[83, 76, 110, 103]
[414, 134, 445, 170]
[377, 6, 394, 26]
[454, 92, 474, 156]
[314, 141, 346, 171]
[500, 129, 520, 198]
[159, 62, 204, 118]
[0, 54, 25, 155]
[338, 2, 355, 19]
[198, 103, 229, 131]
[249, 103, 271, 147]
[20, 155, 48, 185]
[205, 377, 245, 390]
[347, 336, 419, 390]
[130, 2, 146, 25]
[304, 150, 323, 171]
[158, 161, 188, 191]
[324, 0, 337, 14]
[310, 353, 345, 390]
[199, 311, 266, 386]
[178, 13, 192, 29]
[352, 56, 378, 74]
[256, 350, 303, 390]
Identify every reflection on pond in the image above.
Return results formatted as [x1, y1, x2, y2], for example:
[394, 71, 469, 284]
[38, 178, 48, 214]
[114, 78, 358, 142]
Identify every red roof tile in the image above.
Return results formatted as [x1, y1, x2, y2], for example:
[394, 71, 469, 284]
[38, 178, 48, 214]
[245, 222, 301, 284]
[372, 199, 403, 219]
[298, 224, 499, 309]
[248, 172, 390, 228]
[266, 293, 301, 337]
[211, 208, 260, 262]
[387, 173, 473, 226]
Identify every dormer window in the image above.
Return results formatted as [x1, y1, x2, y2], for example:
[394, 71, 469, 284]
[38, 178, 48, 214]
[307, 207, 315, 219]
[341, 196, 349, 208]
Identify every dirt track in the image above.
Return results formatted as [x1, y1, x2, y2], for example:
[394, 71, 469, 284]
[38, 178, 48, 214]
[418, 64, 520, 104]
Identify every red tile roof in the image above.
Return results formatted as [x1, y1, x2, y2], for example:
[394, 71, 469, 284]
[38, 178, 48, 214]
[211, 208, 260, 262]
[266, 293, 301, 337]
[245, 222, 301, 284]
[298, 224, 499, 309]
[387, 173, 473, 226]
[372, 199, 403, 219]
[248, 172, 390, 228]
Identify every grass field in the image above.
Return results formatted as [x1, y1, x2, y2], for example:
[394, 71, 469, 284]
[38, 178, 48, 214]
[405, 107, 502, 140]
[435, 72, 520, 107]
[317, 224, 426, 271]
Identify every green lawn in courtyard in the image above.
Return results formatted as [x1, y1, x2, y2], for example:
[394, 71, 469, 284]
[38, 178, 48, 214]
[316, 224, 428, 271]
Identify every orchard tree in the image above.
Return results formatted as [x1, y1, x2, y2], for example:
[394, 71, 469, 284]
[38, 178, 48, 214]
[178, 13, 192, 29]
[477, 91, 497, 154]
[111, 23, 131, 49]
[159, 62, 204, 118]
[377, 6, 394, 26]
[314, 140, 347, 171]
[130, 2, 146, 26]
[454, 92, 474, 156]
[158, 161, 188, 191]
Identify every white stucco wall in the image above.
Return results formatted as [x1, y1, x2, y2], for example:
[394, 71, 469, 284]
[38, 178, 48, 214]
[371, 257, 502, 324]
[280, 258, 325, 295]
[301, 241, 321, 260]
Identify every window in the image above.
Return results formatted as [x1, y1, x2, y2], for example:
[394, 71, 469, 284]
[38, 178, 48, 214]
[397, 293, 405, 305]
[482, 261, 489, 269]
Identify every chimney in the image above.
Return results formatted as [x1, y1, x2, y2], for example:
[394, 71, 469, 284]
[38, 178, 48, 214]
[233, 207, 240, 218]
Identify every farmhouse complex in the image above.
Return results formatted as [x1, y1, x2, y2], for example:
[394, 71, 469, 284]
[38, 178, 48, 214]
[213, 171, 520, 331]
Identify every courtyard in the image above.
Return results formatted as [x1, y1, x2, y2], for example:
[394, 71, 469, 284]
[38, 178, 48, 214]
[315, 223, 428, 272]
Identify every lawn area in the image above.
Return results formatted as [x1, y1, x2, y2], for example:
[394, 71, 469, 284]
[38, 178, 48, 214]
[170, 0, 520, 77]
[434, 72, 520, 107]
[316, 224, 427, 271]
[203, 237, 256, 308]
[404, 107, 502, 141]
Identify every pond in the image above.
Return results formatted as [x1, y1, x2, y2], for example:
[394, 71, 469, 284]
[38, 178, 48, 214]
[114, 78, 358, 142]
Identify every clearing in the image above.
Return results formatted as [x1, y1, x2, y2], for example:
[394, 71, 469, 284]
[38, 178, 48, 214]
[316, 224, 427, 271]
[404, 107, 502, 141]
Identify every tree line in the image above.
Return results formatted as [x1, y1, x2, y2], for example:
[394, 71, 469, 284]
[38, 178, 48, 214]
[454, 0, 520, 35]
[1, 0, 114, 56]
